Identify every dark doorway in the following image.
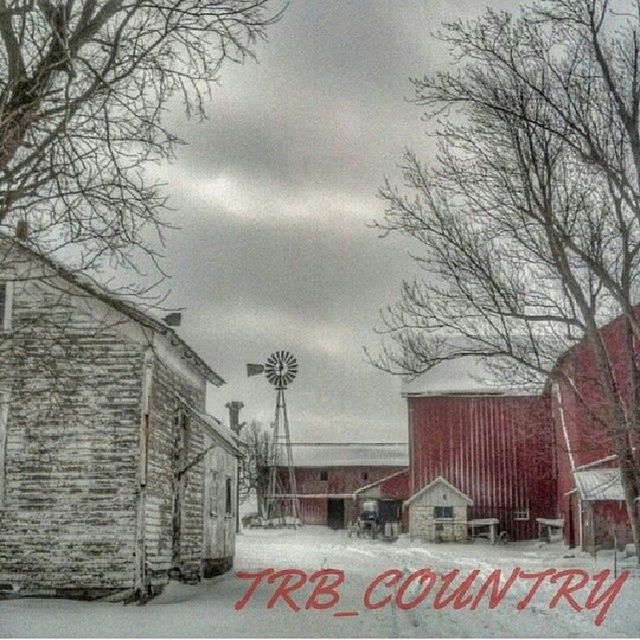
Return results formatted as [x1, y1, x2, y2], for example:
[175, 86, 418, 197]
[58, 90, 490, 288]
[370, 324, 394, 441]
[327, 499, 345, 529]
[567, 497, 576, 548]
[378, 500, 402, 525]
[172, 409, 189, 575]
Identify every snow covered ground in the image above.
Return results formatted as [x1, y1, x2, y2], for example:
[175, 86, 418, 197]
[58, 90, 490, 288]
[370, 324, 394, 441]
[1, 527, 639, 638]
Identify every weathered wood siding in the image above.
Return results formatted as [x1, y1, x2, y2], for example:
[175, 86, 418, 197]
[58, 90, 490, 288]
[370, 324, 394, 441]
[0, 241, 237, 598]
[202, 439, 237, 576]
[142, 352, 206, 588]
[0, 255, 144, 596]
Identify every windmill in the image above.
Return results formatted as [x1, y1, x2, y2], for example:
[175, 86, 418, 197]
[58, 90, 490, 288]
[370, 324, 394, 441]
[247, 351, 299, 527]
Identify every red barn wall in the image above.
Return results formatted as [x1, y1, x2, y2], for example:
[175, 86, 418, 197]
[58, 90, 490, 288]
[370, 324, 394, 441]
[298, 498, 327, 525]
[551, 312, 639, 546]
[278, 466, 405, 526]
[293, 466, 405, 495]
[375, 469, 410, 501]
[408, 394, 555, 540]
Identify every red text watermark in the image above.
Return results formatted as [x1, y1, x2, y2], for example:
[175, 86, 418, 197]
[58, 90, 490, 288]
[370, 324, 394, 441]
[233, 566, 630, 627]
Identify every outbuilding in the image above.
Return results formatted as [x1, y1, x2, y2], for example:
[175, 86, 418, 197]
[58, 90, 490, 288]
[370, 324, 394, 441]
[274, 443, 408, 529]
[0, 233, 242, 600]
[404, 476, 473, 542]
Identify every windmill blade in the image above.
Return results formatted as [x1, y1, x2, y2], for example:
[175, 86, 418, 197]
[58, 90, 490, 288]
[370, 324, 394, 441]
[247, 363, 264, 377]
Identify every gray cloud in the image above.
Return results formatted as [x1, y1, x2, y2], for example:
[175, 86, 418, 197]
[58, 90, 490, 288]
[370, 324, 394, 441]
[152, 0, 520, 440]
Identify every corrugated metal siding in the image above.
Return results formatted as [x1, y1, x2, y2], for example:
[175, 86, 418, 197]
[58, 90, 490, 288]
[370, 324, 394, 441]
[409, 394, 555, 540]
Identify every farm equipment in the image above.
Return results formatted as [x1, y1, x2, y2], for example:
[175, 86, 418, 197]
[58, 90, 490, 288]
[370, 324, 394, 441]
[349, 500, 381, 539]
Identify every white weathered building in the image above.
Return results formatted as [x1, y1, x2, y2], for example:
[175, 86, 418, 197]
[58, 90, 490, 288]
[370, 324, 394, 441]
[0, 233, 242, 600]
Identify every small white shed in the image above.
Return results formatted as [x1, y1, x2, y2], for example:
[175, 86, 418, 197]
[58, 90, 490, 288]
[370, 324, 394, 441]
[404, 476, 473, 542]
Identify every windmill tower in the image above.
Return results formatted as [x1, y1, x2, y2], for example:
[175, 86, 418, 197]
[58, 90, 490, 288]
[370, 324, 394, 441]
[247, 351, 299, 526]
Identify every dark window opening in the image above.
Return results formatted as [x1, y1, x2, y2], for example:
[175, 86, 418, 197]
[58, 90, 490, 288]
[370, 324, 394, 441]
[362, 472, 368, 481]
[434, 506, 454, 519]
[320, 471, 328, 481]
[225, 477, 232, 514]
[0, 283, 5, 329]
[173, 408, 189, 472]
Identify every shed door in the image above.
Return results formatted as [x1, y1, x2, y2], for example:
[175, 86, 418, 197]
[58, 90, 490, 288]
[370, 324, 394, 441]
[378, 500, 401, 525]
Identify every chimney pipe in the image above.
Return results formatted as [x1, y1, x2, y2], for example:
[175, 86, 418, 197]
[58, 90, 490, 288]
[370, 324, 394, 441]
[225, 401, 244, 434]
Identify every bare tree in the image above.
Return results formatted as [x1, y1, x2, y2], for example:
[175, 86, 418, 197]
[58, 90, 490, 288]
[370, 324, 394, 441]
[0, 0, 283, 285]
[374, 0, 640, 557]
[239, 419, 270, 516]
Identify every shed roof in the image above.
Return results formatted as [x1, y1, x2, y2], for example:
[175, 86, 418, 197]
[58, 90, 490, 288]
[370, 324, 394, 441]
[286, 443, 408, 468]
[353, 468, 409, 496]
[0, 232, 224, 386]
[404, 475, 474, 507]
[574, 469, 624, 501]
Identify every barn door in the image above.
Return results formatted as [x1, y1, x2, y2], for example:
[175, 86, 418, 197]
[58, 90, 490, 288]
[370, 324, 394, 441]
[171, 409, 189, 574]
[327, 499, 345, 529]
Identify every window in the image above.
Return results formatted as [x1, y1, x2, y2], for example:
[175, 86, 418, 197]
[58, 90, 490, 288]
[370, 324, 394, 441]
[0, 282, 12, 331]
[513, 508, 530, 521]
[319, 471, 328, 481]
[361, 472, 368, 481]
[434, 506, 454, 520]
[225, 477, 232, 515]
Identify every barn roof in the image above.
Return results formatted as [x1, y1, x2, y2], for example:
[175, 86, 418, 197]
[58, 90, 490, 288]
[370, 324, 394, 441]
[287, 443, 408, 468]
[0, 231, 224, 386]
[574, 468, 624, 501]
[401, 355, 541, 397]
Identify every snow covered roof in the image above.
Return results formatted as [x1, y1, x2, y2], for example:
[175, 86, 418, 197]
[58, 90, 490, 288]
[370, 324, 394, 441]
[401, 356, 538, 397]
[0, 232, 224, 387]
[195, 410, 244, 457]
[574, 469, 624, 501]
[288, 443, 408, 468]
[404, 476, 474, 507]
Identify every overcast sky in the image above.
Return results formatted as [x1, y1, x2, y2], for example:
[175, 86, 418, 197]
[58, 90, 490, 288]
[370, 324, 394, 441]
[152, 0, 516, 442]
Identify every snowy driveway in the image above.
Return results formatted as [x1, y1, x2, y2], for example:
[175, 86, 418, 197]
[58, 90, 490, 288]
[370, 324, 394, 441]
[1, 527, 638, 637]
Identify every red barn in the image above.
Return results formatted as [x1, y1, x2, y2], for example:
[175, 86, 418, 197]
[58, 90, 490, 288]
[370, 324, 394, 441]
[551, 312, 639, 552]
[275, 443, 408, 529]
[403, 358, 556, 541]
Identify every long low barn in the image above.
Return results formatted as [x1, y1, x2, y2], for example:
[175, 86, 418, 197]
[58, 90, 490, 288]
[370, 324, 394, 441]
[275, 443, 408, 529]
